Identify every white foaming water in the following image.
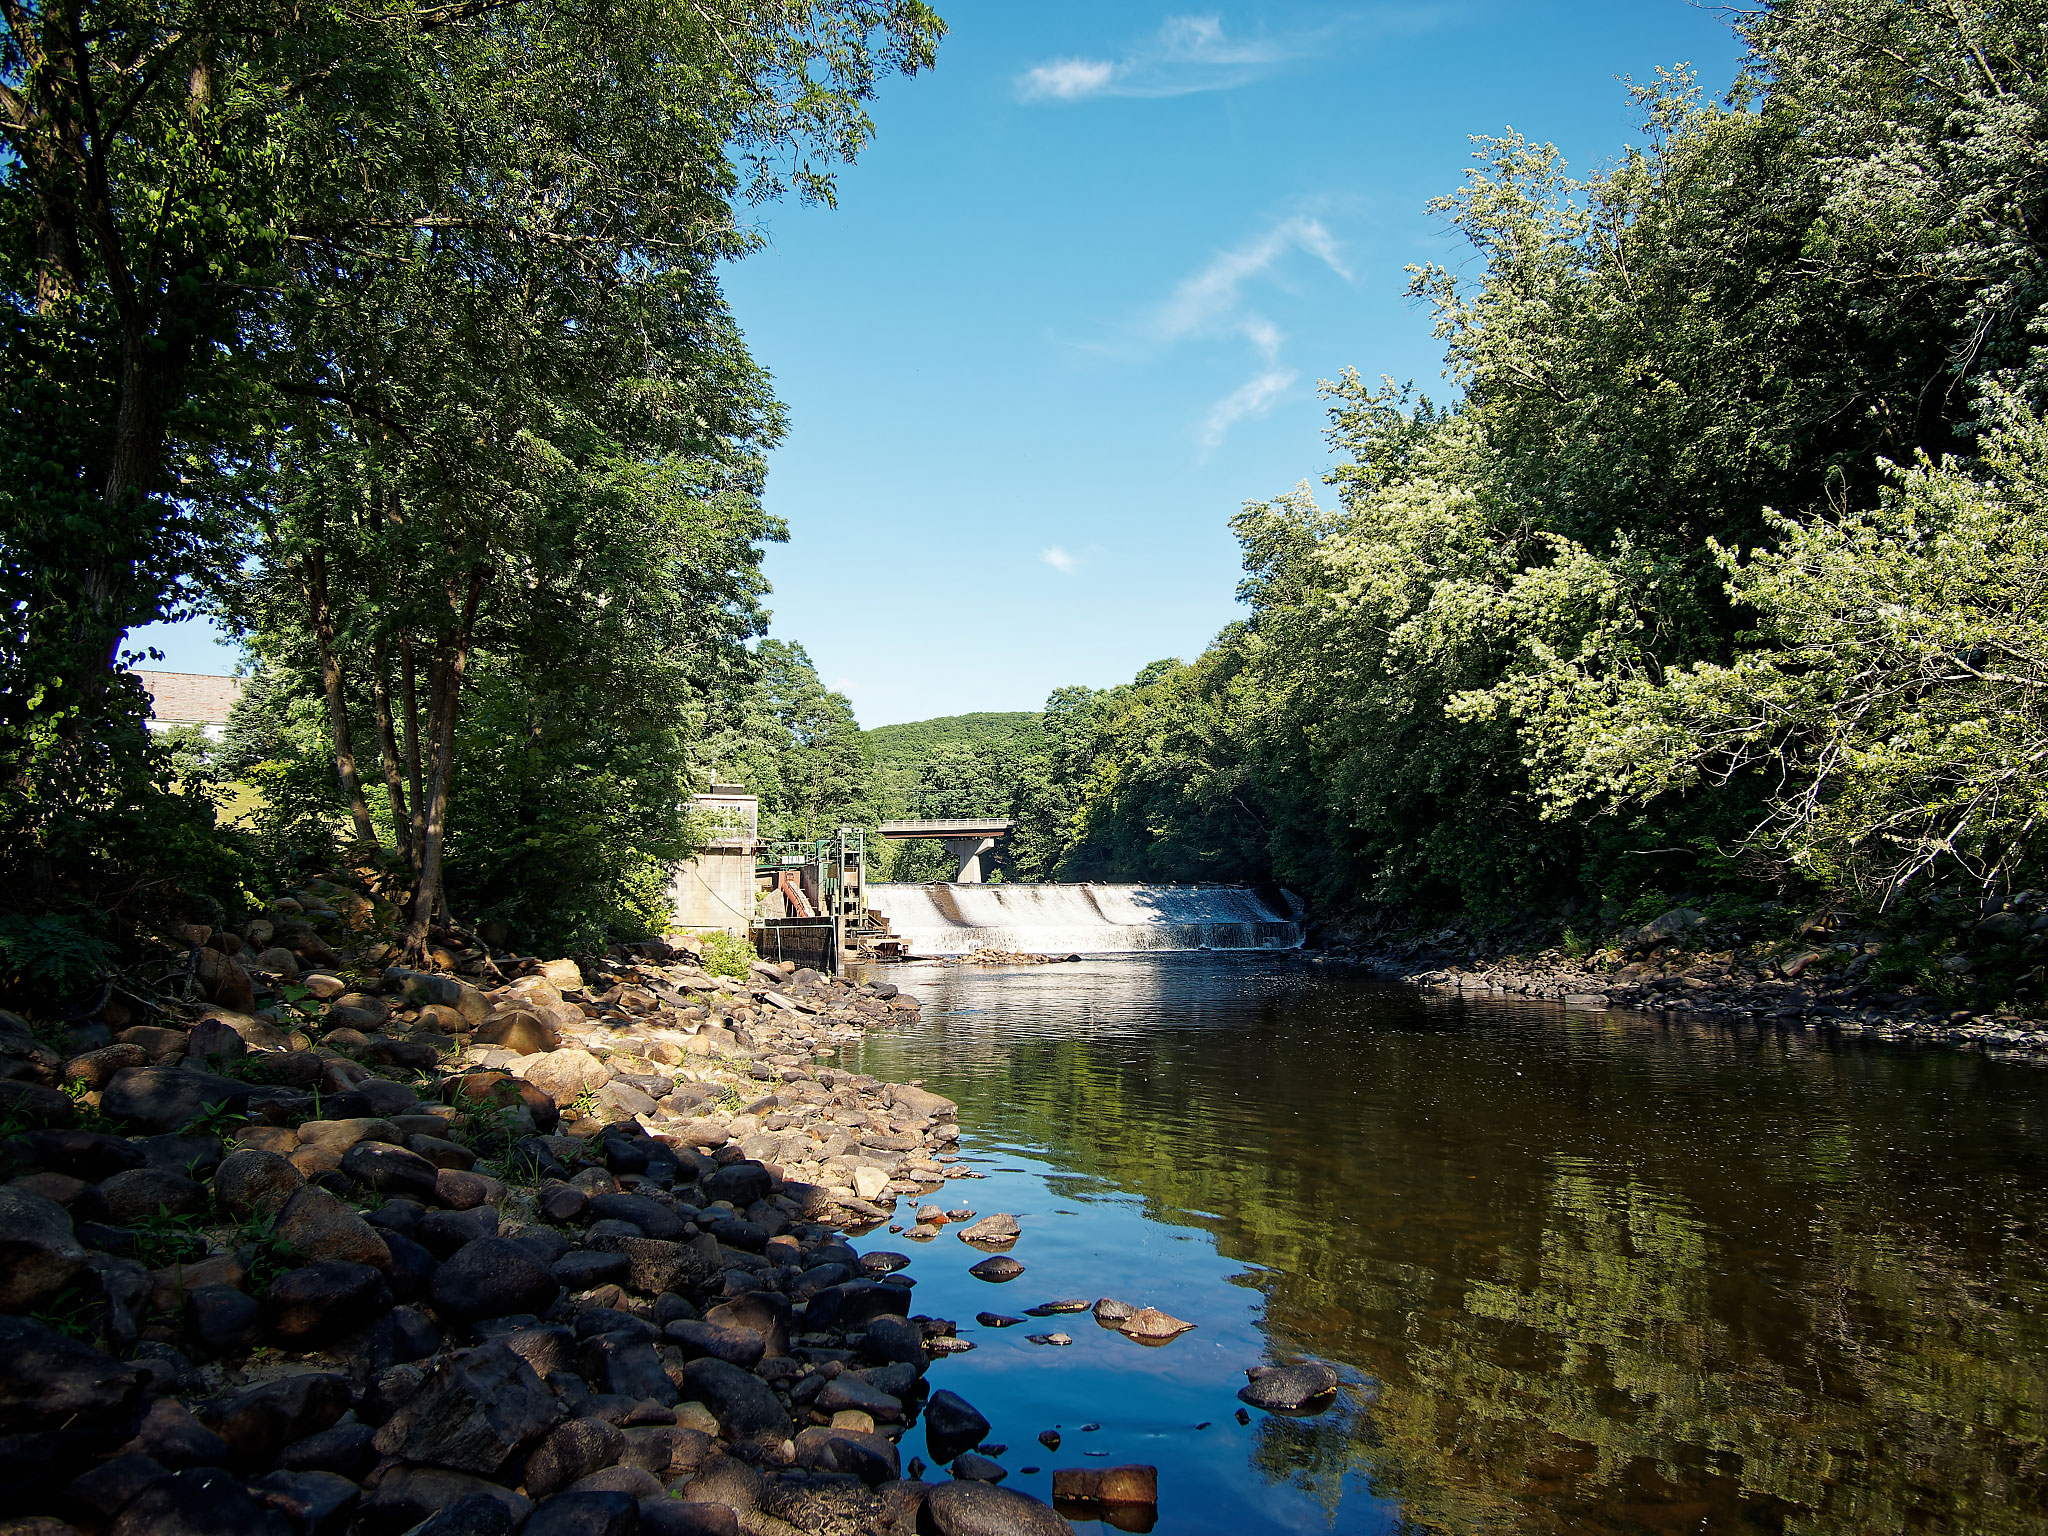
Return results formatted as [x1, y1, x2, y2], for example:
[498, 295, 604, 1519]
[865, 882, 1303, 956]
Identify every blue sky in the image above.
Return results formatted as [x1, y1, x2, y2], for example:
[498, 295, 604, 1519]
[137, 1, 1745, 727]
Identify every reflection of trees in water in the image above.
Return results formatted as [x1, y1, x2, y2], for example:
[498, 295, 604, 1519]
[859, 974, 2048, 1535]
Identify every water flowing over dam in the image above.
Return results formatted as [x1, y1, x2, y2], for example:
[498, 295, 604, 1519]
[865, 881, 1304, 956]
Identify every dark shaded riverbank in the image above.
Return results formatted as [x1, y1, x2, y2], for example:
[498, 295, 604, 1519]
[847, 954, 2048, 1535]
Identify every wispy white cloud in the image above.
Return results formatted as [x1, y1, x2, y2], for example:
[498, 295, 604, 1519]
[1041, 545, 1080, 575]
[1201, 368, 1298, 447]
[1015, 9, 1460, 103]
[1132, 214, 1351, 451]
[1015, 12, 1309, 102]
[1018, 58, 1117, 101]
[1149, 214, 1350, 355]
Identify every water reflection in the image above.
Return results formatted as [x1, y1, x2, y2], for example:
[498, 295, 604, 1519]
[847, 956, 2048, 1535]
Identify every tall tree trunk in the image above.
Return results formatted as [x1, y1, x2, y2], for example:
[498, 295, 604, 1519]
[401, 636, 425, 876]
[405, 568, 485, 955]
[371, 640, 413, 869]
[305, 547, 380, 849]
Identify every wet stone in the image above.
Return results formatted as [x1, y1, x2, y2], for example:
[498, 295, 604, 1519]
[924, 1388, 992, 1465]
[1238, 1361, 1341, 1412]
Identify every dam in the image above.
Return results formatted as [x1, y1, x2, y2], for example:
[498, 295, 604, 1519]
[864, 881, 1304, 957]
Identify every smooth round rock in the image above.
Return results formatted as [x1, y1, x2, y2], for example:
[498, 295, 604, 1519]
[431, 1237, 561, 1322]
[214, 1148, 305, 1221]
[922, 1479, 1075, 1536]
[265, 1262, 391, 1345]
[968, 1255, 1025, 1283]
[1237, 1360, 1341, 1412]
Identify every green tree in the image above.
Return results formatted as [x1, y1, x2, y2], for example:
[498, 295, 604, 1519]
[3, 0, 944, 949]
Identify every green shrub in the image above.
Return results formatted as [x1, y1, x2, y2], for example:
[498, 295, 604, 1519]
[698, 928, 757, 980]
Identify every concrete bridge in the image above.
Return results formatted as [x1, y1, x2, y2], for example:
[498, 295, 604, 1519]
[876, 818, 1015, 883]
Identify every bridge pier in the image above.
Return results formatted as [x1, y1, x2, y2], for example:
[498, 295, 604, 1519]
[879, 818, 1017, 885]
[943, 836, 997, 884]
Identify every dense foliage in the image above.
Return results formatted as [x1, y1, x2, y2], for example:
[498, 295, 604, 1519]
[1, 0, 942, 968]
[978, 2, 2048, 943]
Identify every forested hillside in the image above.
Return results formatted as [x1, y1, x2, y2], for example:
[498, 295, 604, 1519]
[982, 6, 2048, 987]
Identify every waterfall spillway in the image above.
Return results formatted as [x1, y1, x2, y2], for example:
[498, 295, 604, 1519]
[865, 882, 1304, 957]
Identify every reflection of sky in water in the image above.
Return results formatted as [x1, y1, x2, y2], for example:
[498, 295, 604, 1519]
[848, 1141, 1394, 1534]
[840, 955, 2048, 1536]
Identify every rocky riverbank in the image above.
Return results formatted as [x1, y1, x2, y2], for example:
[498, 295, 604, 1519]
[1312, 903, 2048, 1062]
[0, 870, 1147, 1536]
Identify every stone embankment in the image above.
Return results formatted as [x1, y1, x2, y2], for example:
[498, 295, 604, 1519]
[0, 873, 1132, 1536]
[1315, 905, 2048, 1061]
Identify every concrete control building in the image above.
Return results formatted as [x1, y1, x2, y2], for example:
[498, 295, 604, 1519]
[668, 785, 759, 936]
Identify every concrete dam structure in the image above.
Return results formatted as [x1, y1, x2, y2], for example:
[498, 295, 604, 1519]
[865, 881, 1305, 957]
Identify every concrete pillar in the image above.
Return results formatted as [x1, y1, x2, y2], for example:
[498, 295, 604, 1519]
[943, 836, 996, 884]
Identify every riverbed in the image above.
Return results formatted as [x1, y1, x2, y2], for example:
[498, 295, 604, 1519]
[838, 954, 2048, 1535]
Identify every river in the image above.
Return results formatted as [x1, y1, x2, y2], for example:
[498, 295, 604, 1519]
[833, 953, 2048, 1535]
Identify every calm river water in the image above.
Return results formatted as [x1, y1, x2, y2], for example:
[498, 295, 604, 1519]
[836, 954, 2048, 1536]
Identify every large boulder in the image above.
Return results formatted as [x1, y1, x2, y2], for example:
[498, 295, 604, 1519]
[265, 1262, 392, 1345]
[522, 1050, 611, 1110]
[98, 1166, 206, 1225]
[16, 1128, 144, 1181]
[584, 1234, 720, 1296]
[373, 1341, 564, 1476]
[680, 1357, 791, 1447]
[194, 1373, 351, 1469]
[475, 1011, 559, 1055]
[922, 1388, 991, 1464]
[340, 1140, 440, 1202]
[791, 1425, 900, 1485]
[276, 1187, 392, 1268]
[523, 1489, 637, 1536]
[111, 1465, 293, 1536]
[701, 1160, 771, 1207]
[357, 1466, 531, 1536]
[102, 1066, 250, 1134]
[524, 1417, 626, 1502]
[0, 1078, 78, 1128]
[577, 1332, 677, 1405]
[0, 1188, 89, 1311]
[431, 1237, 560, 1323]
[214, 1148, 305, 1221]
[921, 1481, 1075, 1536]
[585, 1192, 690, 1241]
[0, 1316, 146, 1434]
